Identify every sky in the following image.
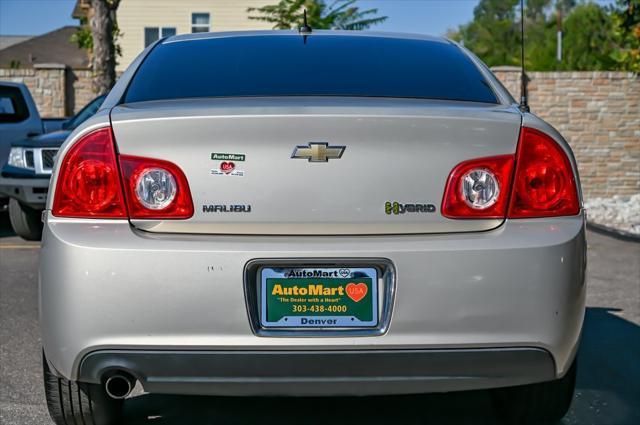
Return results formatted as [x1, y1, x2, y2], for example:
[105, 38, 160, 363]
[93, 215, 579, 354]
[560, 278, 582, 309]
[0, 0, 617, 37]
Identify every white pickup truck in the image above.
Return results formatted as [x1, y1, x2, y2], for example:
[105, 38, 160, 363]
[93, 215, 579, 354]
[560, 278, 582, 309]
[0, 82, 66, 220]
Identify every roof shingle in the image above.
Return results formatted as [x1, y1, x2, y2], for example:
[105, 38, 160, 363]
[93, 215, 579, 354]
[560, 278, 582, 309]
[0, 26, 90, 69]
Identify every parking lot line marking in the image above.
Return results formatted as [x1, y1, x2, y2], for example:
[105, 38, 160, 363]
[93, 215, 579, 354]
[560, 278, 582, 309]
[0, 244, 40, 249]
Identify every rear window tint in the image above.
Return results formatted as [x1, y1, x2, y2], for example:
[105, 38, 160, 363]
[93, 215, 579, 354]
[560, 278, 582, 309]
[0, 85, 29, 123]
[124, 35, 498, 104]
[65, 94, 106, 130]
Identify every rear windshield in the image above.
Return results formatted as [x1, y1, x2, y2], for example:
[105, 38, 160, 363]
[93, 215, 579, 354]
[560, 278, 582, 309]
[124, 34, 498, 104]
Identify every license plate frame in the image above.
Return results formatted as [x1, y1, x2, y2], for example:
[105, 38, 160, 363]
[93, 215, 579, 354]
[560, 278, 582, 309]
[259, 266, 379, 329]
[243, 259, 396, 337]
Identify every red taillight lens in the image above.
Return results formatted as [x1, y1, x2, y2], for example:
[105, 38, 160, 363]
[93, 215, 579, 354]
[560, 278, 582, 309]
[441, 155, 515, 218]
[52, 127, 194, 220]
[119, 155, 194, 219]
[52, 128, 127, 218]
[508, 127, 580, 218]
[441, 127, 580, 220]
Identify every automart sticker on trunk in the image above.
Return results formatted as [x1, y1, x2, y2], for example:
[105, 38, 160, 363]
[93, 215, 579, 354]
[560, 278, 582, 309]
[211, 162, 244, 176]
[211, 153, 246, 161]
[211, 153, 246, 176]
[260, 267, 379, 328]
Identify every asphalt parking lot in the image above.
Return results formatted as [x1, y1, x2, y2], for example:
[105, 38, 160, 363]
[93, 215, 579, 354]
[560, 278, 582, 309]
[1, 214, 638, 425]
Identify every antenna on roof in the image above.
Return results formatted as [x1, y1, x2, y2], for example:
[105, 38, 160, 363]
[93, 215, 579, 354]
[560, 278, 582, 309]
[299, 9, 312, 34]
[519, 0, 530, 112]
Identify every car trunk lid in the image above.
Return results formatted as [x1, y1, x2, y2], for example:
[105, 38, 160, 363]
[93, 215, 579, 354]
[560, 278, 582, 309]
[110, 97, 522, 235]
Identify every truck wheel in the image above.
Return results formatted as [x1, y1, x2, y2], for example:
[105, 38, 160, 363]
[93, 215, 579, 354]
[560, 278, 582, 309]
[8, 198, 42, 241]
[43, 352, 123, 425]
[491, 358, 577, 424]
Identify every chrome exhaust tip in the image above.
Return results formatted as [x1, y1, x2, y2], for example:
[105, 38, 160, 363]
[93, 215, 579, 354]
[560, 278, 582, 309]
[104, 373, 134, 399]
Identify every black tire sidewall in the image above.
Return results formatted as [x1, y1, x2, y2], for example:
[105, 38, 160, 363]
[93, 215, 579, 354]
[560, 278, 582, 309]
[491, 358, 577, 424]
[8, 198, 42, 241]
[42, 351, 123, 425]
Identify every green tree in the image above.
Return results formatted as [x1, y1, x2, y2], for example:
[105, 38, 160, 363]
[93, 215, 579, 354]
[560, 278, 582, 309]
[449, 0, 630, 71]
[448, 0, 565, 69]
[609, 0, 640, 72]
[526, 0, 552, 20]
[556, 0, 577, 16]
[247, 0, 387, 30]
[449, 0, 520, 67]
[560, 3, 618, 70]
[524, 0, 557, 70]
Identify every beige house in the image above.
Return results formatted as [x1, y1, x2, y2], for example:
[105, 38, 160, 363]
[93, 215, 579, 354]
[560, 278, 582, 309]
[73, 0, 272, 72]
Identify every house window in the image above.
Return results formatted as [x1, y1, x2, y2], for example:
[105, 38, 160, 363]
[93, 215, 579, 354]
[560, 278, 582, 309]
[144, 27, 177, 47]
[191, 13, 210, 33]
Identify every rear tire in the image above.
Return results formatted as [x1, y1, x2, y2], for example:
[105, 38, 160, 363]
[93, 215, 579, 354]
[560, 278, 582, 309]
[491, 358, 577, 425]
[43, 352, 123, 425]
[8, 198, 42, 241]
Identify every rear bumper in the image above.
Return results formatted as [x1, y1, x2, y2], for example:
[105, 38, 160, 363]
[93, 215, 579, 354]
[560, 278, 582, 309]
[0, 176, 49, 209]
[40, 213, 587, 395]
[79, 348, 555, 396]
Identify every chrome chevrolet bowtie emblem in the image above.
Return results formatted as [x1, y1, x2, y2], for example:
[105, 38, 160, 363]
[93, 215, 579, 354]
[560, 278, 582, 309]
[291, 143, 345, 162]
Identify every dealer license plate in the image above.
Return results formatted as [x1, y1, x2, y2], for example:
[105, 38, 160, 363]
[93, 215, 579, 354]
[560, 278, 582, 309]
[259, 267, 379, 328]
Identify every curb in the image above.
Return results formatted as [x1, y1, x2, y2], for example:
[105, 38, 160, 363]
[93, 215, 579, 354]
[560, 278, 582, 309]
[587, 222, 640, 243]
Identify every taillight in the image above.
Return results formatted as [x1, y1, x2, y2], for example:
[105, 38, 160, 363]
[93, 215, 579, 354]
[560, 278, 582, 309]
[119, 155, 193, 219]
[441, 127, 580, 220]
[52, 128, 127, 218]
[441, 155, 515, 218]
[508, 127, 580, 218]
[52, 127, 194, 219]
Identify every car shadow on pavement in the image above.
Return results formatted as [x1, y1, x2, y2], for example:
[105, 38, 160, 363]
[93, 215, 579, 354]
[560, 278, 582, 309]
[121, 307, 640, 425]
[566, 307, 640, 425]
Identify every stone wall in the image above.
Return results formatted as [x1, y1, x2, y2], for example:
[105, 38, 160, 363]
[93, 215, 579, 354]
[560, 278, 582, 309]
[0, 64, 95, 117]
[68, 69, 95, 115]
[493, 68, 639, 199]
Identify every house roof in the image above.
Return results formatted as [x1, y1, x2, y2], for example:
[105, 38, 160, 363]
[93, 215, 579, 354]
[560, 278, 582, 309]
[0, 26, 90, 69]
[0, 35, 33, 50]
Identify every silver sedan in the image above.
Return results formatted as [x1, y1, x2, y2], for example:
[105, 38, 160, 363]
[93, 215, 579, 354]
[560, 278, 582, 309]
[39, 30, 585, 425]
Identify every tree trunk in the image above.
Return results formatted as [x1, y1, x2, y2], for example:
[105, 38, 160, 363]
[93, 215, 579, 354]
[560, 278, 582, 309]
[90, 0, 117, 93]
